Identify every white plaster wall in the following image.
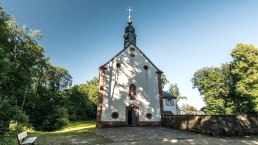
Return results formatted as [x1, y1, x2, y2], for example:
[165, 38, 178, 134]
[163, 99, 181, 115]
[101, 45, 161, 122]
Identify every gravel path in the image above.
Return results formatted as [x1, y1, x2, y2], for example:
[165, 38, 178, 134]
[96, 126, 258, 145]
[97, 126, 199, 141]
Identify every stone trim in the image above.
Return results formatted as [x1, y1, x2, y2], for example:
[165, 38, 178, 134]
[138, 121, 161, 126]
[98, 121, 161, 128]
[99, 121, 127, 128]
[97, 104, 161, 128]
[157, 73, 164, 116]
[96, 68, 105, 128]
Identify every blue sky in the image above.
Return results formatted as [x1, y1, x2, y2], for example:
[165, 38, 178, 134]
[2, 0, 258, 109]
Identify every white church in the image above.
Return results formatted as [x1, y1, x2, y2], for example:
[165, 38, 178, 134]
[96, 10, 180, 128]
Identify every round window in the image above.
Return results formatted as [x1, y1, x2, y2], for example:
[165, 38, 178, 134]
[146, 113, 152, 119]
[143, 65, 148, 70]
[130, 47, 135, 51]
[130, 53, 135, 57]
[111, 112, 119, 119]
[116, 63, 121, 68]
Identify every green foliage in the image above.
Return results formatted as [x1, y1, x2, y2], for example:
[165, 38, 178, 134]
[192, 65, 233, 114]
[26, 65, 72, 131]
[161, 74, 170, 89]
[168, 83, 187, 101]
[181, 103, 197, 112]
[231, 44, 258, 113]
[0, 5, 72, 134]
[42, 107, 69, 131]
[63, 76, 99, 121]
[86, 76, 99, 86]
[192, 43, 258, 114]
[0, 131, 17, 145]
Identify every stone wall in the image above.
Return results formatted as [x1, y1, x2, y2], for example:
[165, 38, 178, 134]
[162, 115, 258, 136]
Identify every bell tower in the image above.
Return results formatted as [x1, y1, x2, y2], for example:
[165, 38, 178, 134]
[124, 6, 137, 48]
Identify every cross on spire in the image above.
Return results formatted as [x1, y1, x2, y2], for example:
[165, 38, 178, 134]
[126, 6, 133, 18]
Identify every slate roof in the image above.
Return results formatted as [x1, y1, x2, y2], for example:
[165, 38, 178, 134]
[162, 91, 177, 99]
[162, 111, 174, 115]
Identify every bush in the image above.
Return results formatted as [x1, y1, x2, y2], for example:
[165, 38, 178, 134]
[0, 132, 17, 145]
[42, 107, 69, 131]
[63, 83, 98, 121]
[0, 122, 26, 145]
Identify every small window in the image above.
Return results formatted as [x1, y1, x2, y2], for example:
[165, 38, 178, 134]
[130, 53, 135, 57]
[111, 112, 119, 119]
[129, 84, 136, 100]
[166, 99, 174, 106]
[146, 113, 152, 119]
[143, 65, 148, 70]
[130, 47, 135, 51]
[100, 86, 104, 90]
[116, 63, 121, 68]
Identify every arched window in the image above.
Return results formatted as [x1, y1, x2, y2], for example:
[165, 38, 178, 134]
[129, 84, 136, 100]
[143, 65, 148, 70]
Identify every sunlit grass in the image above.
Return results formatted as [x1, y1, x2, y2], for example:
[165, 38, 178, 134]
[54, 121, 95, 133]
[28, 121, 95, 134]
[27, 120, 112, 145]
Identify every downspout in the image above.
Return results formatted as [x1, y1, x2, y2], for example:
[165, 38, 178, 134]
[176, 99, 178, 115]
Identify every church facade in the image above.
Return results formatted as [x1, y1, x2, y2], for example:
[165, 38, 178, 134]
[96, 16, 164, 128]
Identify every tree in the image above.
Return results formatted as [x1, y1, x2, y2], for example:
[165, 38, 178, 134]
[0, 5, 72, 133]
[181, 103, 197, 112]
[26, 63, 72, 131]
[0, 6, 10, 90]
[168, 83, 187, 101]
[0, 6, 25, 133]
[63, 76, 99, 121]
[86, 76, 99, 86]
[161, 74, 170, 89]
[192, 65, 234, 114]
[192, 43, 258, 114]
[230, 44, 258, 113]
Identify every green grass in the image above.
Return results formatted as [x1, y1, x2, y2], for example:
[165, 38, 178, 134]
[28, 121, 112, 145]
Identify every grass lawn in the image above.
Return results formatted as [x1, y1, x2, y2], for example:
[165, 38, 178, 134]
[28, 121, 112, 145]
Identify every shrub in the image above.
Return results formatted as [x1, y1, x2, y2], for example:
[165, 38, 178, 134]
[0, 132, 17, 145]
[42, 107, 69, 131]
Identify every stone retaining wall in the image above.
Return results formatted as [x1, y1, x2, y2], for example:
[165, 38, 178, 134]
[162, 115, 258, 136]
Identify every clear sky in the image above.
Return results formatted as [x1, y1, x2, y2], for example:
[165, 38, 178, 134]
[1, 0, 258, 109]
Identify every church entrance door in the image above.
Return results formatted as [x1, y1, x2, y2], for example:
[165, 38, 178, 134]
[127, 106, 138, 126]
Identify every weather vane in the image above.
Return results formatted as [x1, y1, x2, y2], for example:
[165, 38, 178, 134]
[126, 6, 133, 18]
